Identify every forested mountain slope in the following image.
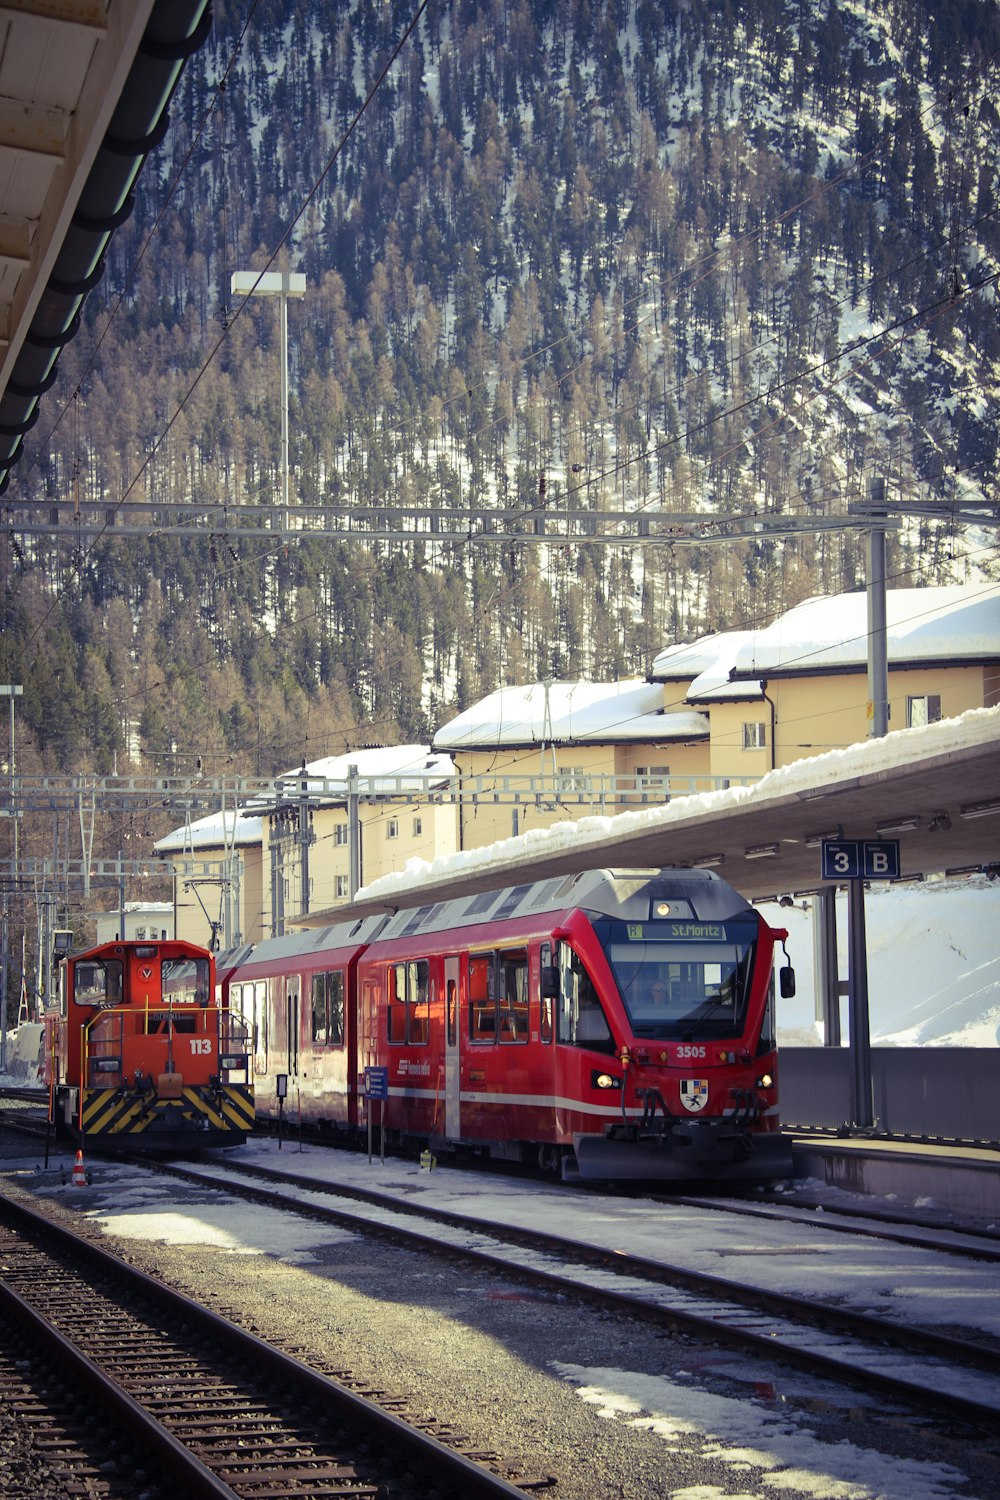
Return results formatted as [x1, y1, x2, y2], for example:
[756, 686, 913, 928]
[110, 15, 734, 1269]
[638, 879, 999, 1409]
[3, 0, 998, 785]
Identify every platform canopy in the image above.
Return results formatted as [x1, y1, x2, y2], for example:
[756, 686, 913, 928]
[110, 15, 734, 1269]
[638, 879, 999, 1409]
[296, 707, 1000, 922]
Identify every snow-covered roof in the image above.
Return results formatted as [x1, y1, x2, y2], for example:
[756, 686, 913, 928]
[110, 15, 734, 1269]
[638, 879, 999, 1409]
[433, 680, 709, 749]
[155, 808, 263, 855]
[155, 746, 456, 852]
[257, 745, 456, 804]
[730, 584, 1000, 678]
[650, 630, 753, 682]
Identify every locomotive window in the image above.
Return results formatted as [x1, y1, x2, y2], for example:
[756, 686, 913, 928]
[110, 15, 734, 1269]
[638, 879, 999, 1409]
[556, 948, 615, 1054]
[311, 970, 346, 1047]
[498, 949, 528, 1044]
[469, 953, 496, 1043]
[74, 960, 123, 1007]
[163, 956, 210, 1006]
[539, 944, 553, 1043]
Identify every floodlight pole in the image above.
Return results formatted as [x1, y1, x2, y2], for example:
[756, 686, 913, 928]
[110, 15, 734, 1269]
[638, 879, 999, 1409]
[0, 684, 22, 1074]
[231, 271, 307, 529]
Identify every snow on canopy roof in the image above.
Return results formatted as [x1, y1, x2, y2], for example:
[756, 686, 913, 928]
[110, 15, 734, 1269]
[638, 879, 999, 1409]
[730, 583, 1000, 677]
[155, 807, 263, 855]
[433, 680, 709, 748]
[358, 705, 1000, 906]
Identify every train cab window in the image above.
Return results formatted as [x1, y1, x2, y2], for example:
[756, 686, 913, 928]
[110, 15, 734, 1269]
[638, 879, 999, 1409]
[74, 960, 123, 1008]
[311, 970, 345, 1046]
[557, 947, 615, 1054]
[387, 961, 430, 1045]
[498, 949, 528, 1044]
[469, 953, 496, 1043]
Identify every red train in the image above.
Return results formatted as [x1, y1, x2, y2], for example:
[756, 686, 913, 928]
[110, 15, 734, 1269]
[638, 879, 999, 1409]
[45, 937, 254, 1150]
[219, 867, 796, 1181]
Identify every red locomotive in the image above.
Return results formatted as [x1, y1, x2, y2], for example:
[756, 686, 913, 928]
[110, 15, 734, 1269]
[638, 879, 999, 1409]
[45, 937, 254, 1150]
[220, 867, 795, 1181]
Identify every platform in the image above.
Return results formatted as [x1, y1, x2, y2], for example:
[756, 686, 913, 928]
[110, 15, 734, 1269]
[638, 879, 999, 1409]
[791, 1133, 1000, 1222]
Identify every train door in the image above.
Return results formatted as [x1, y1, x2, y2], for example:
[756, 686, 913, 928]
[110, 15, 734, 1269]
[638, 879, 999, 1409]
[444, 956, 460, 1140]
[287, 974, 300, 1081]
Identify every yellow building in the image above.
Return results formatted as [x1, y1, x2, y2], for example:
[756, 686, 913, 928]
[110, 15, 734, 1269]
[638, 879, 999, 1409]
[432, 679, 715, 852]
[155, 747, 458, 947]
[655, 586, 1000, 782]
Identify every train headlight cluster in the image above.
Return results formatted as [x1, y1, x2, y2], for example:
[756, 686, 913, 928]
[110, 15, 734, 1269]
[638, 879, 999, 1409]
[756, 1073, 774, 1089]
[592, 1070, 623, 1090]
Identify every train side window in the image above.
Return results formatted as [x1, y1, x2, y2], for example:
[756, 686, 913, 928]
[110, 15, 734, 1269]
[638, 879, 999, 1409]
[498, 949, 528, 1043]
[408, 960, 430, 1045]
[328, 971, 345, 1045]
[539, 944, 554, 1043]
[469, 953, 496, 1043]
[557, 947, 615, 1054]
[309, 970, 346, 1046]
[311, 973, 328, 1045]
[446, 978, 457, 1047]
[253, 980, 268, 1073]
[388, 964, 407, 1043]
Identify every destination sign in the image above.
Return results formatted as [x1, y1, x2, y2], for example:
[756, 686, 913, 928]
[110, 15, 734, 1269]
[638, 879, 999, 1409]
[626, 921, 726, 941]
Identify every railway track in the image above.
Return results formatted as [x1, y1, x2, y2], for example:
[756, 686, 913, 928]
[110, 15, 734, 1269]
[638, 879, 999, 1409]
[138, 1153, 1000, 1430]
[0, 1185, 549, 1500]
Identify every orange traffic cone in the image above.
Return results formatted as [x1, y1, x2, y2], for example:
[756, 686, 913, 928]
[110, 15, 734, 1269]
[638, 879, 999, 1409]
[71, 1150, 87, 1187]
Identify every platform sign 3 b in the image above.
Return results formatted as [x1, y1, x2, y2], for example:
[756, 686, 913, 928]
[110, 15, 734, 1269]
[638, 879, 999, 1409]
[821, 839, 901, 881]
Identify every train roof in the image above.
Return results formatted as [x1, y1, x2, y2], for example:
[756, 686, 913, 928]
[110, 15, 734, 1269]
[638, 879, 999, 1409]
[218, 912, 390, 973]
[373, 867, 756, 941]
[222, 870, 758, 972]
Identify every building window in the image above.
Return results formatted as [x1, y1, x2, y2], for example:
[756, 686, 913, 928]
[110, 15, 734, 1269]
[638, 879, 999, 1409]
[412, 815, 422, 836]
[135, 927, 146, 940]
[335, 875, 348, 898]
[634, 765, 670, 802]
[907, 694, 942, 728]
[387, 817, 399, 839]
[558, 766, 587, 791]
[333, 824, 348, 846]
[742, 721, 766, 750]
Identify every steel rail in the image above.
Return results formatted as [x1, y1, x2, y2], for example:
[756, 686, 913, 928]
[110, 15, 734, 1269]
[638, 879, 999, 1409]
[145, 1154, 1000, 1429]
[0, 1186, 541, 1499]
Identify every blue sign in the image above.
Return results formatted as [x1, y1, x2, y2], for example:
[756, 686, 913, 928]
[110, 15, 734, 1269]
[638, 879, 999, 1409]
[863, 840, 900, 880]
[821, 841, 861, 880]
[821, 839, 900, 881]
[364, 1065, 389, 1100]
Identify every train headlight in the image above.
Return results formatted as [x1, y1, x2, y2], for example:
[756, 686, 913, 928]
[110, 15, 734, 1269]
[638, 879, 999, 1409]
[756, 1073, 774, 1089]
[592, 1070, 622, 1090]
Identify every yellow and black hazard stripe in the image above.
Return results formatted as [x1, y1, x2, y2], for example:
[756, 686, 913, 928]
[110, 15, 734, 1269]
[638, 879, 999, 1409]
[80, 1082, 255, 1141]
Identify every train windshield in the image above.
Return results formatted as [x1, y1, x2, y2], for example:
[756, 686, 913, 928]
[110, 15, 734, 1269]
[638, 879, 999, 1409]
[593, 915, 759, 1039]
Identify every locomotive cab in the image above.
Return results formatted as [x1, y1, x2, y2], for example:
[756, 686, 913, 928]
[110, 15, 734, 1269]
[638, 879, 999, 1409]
[46, 938, 254, 1151]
